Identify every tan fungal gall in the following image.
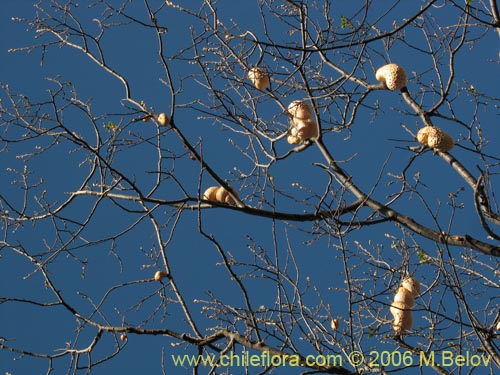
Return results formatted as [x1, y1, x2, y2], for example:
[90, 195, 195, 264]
[203, 186, 239, 205]
[496, 321, 500, 331]
[248, 66, 270, 90]
[375, 63, 407, 90]
[390, 301, 413, 333]
[285, 99, 319, 144]
[288, 100, 312, 120]
[390, 277, 420, 334]
[330, 318, 340, 330]
[157, 113, 170, 126]
[154, 271, 168, 281]
[416, 126, 454, 152]
[120, 333, 127, 341]
[295, 118, 318, 140]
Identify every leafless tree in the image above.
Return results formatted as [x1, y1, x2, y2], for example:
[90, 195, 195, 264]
[1, 0, 500, 374]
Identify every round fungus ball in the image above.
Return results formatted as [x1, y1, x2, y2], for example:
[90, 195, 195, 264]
[157, 113, 170, 126]
[375, 63, 407, 90]
[248, 66, 270, 90]
[154, 271, 168, 281]
[203, 186, 239, 205]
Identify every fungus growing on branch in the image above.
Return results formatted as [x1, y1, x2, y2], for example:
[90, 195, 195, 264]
[154, 271, 168, 281]
[157, 113, 170, 126]
[286, 100, 318, 143]
[203, 186, 239, 206]
[390, 277, 420, 334]
[417, 126, 454, 152]
[248, 66, 270, 90]
[375, 64, 407, 90]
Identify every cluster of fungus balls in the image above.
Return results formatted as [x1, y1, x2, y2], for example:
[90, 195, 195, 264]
[178, 65, 446, 337]
[248, 66, 318, 143]
[375, 63, 454, 152]
[154, 65, 447, 336]
[248, 63, 454, 152]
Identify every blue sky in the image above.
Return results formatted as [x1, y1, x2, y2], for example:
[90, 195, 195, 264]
[1, 1, 500, 374]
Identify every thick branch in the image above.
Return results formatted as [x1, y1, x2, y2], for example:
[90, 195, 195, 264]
[314, 139, 500, 256]
[68, 188, 500, 256]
